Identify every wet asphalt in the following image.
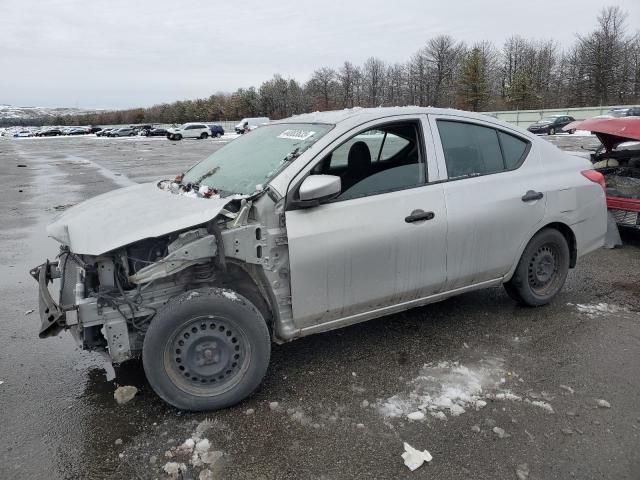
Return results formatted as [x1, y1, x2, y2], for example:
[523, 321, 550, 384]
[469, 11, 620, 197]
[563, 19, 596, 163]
[0, 133, 638, 480]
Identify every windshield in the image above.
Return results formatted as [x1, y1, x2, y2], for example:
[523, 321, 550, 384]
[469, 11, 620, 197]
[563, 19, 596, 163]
[608, 110, 627, 118]
[182, 123, 332, 195]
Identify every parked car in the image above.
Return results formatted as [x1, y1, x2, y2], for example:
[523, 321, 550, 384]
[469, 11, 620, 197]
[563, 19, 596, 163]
[166, 123, 210, 140]
[65, 127, 88, 136]
[235, 117, 269, 134]
[13, 130, 33, 137]
[601, 107, 640, 118]
[31, 107, 606, 411]
[208, 124, 225, 138]
[570, 117, 640, 231]
[36, 128, 63, 137]
[527, 115, 576, 135]
[143, 127, 169, 137]
[89, 126, 103, 134]
[108, 127, 136, 137]
[96, 128, 113, 137]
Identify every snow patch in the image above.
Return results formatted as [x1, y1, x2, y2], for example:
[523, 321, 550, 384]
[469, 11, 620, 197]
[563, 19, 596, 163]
[376, 359, 505, 419]
[571, 302, 624, 317]
[221, 290, 239, 301]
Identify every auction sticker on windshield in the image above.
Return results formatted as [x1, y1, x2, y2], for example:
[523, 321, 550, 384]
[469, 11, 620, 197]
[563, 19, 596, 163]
[277, 129, 316, 141]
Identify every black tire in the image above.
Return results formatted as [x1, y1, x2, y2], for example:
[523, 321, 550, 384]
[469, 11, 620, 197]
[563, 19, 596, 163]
[142, 288, 271, 411]
[504, 228, 570, 306]
[200, 132, 208, 139]
[216, 132, 222, 138]
[175, 134, 182, 141]
[549, 127, 556, 135]
[568, 129, 576, 134]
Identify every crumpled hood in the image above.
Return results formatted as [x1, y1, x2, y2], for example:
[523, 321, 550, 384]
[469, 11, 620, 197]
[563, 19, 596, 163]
[47, 182, 235, 255]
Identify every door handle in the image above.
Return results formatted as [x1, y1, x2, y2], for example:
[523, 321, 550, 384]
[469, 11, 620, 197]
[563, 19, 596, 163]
[405, 210, 435, 223]
[521, 190, 544, 202]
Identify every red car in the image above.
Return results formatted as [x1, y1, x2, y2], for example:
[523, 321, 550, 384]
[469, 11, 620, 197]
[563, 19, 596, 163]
[565, 118, 640, 230]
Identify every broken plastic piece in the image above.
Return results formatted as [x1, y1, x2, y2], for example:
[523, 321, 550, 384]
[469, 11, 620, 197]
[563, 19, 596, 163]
[401, 442, 432, 471]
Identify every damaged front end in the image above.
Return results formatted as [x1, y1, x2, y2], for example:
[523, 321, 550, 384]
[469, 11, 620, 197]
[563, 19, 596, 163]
[30, 192, 296, 365]
[30, 226, 222, 363]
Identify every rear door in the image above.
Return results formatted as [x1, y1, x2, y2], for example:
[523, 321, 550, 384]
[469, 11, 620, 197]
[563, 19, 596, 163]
[429, 114, 547, 290]
[285, 116, 447, 330]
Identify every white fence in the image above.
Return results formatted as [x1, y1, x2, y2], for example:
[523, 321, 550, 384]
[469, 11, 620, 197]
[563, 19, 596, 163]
[485, 104, 636, 127]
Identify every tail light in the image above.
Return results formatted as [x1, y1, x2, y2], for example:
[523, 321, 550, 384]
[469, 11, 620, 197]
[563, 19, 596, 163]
[581, 170, 606, 192]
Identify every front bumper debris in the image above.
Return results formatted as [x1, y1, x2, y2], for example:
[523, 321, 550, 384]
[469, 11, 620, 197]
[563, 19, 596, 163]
[29, 260, 75, 338]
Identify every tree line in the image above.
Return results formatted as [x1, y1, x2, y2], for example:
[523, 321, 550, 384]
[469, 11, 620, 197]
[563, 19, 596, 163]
[19, 6, 640, 127]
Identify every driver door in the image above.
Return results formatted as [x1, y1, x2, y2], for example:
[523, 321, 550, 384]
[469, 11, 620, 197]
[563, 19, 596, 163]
[284, 116, 447, 331]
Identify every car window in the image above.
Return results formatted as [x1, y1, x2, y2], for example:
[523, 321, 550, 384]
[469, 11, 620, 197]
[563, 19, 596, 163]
[498, 132, 528, 169]
[437, 121, 503, 178]
[437, 120, 529, 178]
[312, 122, 425, 201]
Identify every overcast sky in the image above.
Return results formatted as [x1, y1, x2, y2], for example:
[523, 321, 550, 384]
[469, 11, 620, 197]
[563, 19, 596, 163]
[1, 0, 638, 109]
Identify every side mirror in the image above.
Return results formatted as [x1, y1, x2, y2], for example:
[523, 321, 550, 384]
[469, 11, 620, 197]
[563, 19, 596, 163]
[297, 175, 341, 205]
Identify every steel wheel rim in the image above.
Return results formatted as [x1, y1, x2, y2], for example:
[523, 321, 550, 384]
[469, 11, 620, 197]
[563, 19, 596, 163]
[163, 315, 250, 396]
[528, 244, 560, 296]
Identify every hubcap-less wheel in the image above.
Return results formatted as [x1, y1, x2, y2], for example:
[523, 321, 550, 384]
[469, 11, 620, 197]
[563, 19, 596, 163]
[527, 244, 560, 296]
[549, 128, 556, 135]
[165, 315, 249, 396]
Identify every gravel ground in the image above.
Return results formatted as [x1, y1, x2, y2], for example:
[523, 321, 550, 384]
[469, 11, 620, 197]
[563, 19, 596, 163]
[0, 133, 638, 480]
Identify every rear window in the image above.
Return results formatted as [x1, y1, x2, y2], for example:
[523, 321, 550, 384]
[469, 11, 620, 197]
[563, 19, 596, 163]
[498, 131, 528, 169]
[437, 120, 530, 179]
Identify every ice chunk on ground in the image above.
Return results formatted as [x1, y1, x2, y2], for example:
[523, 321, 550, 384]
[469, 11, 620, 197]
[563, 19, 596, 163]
[376, 358, 505, 419]
[471, 425, 481, 433]
[528, 400, 554, 414]
[401, 442, 432, 471]
[195, 439, 210, 453]
[596, 399, 611, 408]
[269, 401, 280, 410]
[163, 462, 187, 476]
[407, 411, 425, 421]
[113, 385, 138, 405]
[25, 309, 34, 315]
[201, 450, 223, 465]
[493, 426, 510, 439]
[559, 384, 574, 394]
[245, 408, 255, 415]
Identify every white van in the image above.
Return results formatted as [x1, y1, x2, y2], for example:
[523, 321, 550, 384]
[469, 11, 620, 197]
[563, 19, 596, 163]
[235, 117, 270, 134]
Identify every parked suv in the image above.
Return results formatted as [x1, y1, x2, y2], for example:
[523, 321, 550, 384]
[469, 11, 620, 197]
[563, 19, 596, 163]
[527, 115, 576, 135]
[31, 107, 606, 411]
[167, 123, 210, 140]
[208, 124, 225, 138]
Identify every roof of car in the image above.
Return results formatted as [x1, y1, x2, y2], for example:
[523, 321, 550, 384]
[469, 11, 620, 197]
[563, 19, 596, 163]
[273, 106, 502, 125]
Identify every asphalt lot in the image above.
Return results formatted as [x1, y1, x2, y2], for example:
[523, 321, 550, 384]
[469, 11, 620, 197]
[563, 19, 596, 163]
[0, 133, 639, 480]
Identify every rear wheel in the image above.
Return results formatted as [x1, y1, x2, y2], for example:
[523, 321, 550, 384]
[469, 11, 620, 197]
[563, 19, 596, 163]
[504, 228, 570, 306]
[216, 132, 222, 138]
[568, 129, 576, 134]
[200, 132, 208, 139]
[549, 127, 556, 135]
[142, 288, 271, 411]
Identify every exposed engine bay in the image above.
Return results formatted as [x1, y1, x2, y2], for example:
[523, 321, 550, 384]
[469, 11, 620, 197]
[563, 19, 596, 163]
[32, 190, 295, 364]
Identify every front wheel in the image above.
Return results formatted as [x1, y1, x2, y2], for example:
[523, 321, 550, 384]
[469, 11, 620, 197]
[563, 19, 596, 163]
[142, 288, 271, 411]
[549, 128, 556, 135]
[504, 228, 570, 306]
[568, 129, 576, 134]
[215, 132, 222, 138]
